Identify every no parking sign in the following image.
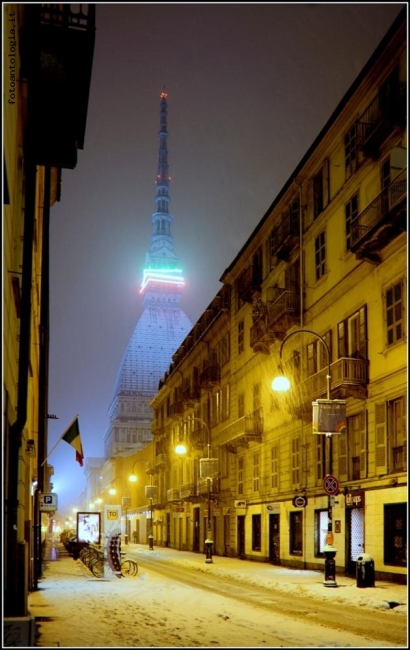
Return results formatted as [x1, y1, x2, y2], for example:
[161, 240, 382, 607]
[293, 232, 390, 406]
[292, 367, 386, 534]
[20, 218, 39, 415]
[323, 474, 339, 495]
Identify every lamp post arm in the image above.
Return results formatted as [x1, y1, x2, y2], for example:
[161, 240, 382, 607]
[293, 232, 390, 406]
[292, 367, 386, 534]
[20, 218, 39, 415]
[279, 328, 331, 399]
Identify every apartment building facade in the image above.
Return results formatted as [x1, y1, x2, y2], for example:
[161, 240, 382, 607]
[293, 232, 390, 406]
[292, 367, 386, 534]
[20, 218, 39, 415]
[148, 9, 406, 583]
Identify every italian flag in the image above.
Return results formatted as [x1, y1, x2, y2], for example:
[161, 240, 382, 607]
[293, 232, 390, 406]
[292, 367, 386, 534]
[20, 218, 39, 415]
[61, 416, 84, 467]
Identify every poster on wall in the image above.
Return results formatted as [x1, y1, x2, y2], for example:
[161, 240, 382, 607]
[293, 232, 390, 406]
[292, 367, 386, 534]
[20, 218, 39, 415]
[77, 511, 101, 544]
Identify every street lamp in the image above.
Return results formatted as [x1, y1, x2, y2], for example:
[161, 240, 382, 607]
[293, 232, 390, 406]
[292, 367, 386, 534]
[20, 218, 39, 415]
[129, 459, 154, 550]
[272, 328, 338, 587]
[187, 417, 219, 564]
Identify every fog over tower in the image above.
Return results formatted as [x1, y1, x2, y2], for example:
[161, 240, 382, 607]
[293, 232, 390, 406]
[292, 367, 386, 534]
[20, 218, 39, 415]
[104, 88, 193, 458]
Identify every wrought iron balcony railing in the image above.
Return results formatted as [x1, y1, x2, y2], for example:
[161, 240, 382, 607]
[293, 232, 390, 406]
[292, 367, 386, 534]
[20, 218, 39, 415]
[218, 410, 263, 452]
[357, 81, 406, 158]
[199, 365, 220, 389]
[350, 168, 406, 261]
[284, 357, 368, 420]
[167, 488, 180, 503]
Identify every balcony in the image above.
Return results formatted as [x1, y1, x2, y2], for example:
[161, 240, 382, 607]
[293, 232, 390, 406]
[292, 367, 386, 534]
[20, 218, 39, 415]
[169, 400, 184, 419]
[197, 477, 219, 495]
[357, 80, 406, 159]
[182, 385, 201, 409]
[218, 411, 263, 453]
[350, 168, 407, 263]
[199, 365, 220, 389]
[250, 290, 300, 353]
[154, 454, 167, 470]
[191, 425, 206, 450]
[167, 488, 180, 503]
[237, 265, 262, 304]
[288, 357, 368, 422]
[271, 211, 299, 261]
[24, 4, 96, 168]
[180, 483, 200, 502]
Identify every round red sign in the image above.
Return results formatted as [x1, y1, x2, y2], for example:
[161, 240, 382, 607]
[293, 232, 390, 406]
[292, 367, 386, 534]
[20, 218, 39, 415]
[323, 474, 339, 495]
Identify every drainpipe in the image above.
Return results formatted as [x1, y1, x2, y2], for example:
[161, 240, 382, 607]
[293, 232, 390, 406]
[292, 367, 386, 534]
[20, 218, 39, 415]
[5, 158, 37, 617]
[33, 165, 51, 589]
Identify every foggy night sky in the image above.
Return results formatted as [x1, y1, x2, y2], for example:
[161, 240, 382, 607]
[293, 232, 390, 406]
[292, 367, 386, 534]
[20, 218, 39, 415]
[46, 2, 405, 515]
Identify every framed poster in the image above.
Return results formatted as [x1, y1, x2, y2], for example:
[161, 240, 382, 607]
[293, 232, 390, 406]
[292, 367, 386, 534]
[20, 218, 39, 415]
[77, 511, 101, 544]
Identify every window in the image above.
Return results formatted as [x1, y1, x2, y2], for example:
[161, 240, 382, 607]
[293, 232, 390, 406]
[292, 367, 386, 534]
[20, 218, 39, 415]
[313, 160, 329, 219]
[289, 511, 303, 555]
[253, 382, 261, 414]
[238, 320, 244, 355]
[389, 396, 406, 472]
[314, 510, 328, 556]
[315, 230, 326, 281]
[237, 457, 244, 495]
[337, 305, 367, 359]
[215, 333, 231, 367]
[345, 193, 358, 250]
[375, 396, 406, 475]
[344, 124, 357, 179]
[384, 503, 406, 567]
[253, 453, 260, 492]
[307, 331, 332, 375]
[271, 445, 279, 490]
[385, 280, 404, 346]
[291, 437, 300, 486]
[252, 514, 261, 551]
[347, 412, 366, 480]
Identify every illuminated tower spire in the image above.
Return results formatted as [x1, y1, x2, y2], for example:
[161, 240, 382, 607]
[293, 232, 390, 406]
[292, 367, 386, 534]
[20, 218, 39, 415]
[141, 87, 185, 300]
[104, 88, 192, 459]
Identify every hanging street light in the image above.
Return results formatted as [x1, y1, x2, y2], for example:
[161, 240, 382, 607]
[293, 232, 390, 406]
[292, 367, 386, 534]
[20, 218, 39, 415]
[272, 328, 346, 587]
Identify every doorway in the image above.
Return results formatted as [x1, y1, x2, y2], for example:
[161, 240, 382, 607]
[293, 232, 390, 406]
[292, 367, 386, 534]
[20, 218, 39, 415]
[237, 515, 245, 559]
[269, 513, 280, 564]
[346, 507, 364, 576]
[193, 508, 200, 552]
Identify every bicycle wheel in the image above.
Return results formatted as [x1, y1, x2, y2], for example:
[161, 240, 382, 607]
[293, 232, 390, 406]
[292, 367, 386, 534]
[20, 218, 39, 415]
[121, 560, 133, 576]
[90, 557, 104, 578]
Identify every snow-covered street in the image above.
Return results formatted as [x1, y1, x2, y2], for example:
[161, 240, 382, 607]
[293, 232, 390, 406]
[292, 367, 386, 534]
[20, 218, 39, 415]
[26, 540, 407, 648]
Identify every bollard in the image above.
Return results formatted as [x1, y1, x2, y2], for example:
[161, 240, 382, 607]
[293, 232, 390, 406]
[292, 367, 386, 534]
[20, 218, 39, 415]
[148, 534, 154, 550]
[323, 543, 337, 587]
[204, 537, 213, 564]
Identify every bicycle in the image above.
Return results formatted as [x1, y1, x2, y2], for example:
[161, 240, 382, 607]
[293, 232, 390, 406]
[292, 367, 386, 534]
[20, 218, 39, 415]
[121, 557, 139, 576]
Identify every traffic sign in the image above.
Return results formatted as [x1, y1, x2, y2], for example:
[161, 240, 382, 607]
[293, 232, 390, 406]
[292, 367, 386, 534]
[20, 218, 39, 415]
[39, 493, 58, 512]
[323, 474, 339, 495]
[292, 495, 308, 508]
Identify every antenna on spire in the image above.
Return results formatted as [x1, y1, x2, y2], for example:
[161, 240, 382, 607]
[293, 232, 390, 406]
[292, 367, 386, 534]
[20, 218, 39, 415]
[161, 85, 167, 99]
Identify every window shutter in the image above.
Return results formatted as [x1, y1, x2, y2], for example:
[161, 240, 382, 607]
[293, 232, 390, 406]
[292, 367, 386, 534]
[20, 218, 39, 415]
[358, 305, 367, 360]
[337, 321, 346, 357]
[338, 434, 348, 481]
[375, 403, 387, 473]
[359, 410, 367, 478]
[323, 158, 330, 208]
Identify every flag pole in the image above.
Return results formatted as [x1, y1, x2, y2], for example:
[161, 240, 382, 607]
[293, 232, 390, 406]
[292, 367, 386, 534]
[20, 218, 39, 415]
[41, 414, 80, 466]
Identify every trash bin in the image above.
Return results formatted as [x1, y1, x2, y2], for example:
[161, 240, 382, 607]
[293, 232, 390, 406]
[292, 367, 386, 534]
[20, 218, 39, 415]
[356, 553, 375, 588]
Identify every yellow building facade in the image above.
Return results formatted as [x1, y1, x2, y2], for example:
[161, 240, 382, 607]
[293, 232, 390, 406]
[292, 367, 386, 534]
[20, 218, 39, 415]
[3, 3, 95, 625]
[149, 9, 406, 583]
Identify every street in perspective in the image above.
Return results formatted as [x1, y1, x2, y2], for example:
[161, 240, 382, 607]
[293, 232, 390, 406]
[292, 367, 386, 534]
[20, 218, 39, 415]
[27, 537, 407, 648]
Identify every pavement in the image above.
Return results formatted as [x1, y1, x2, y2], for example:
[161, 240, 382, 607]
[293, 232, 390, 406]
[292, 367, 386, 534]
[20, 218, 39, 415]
[32, 539, 407, 614]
